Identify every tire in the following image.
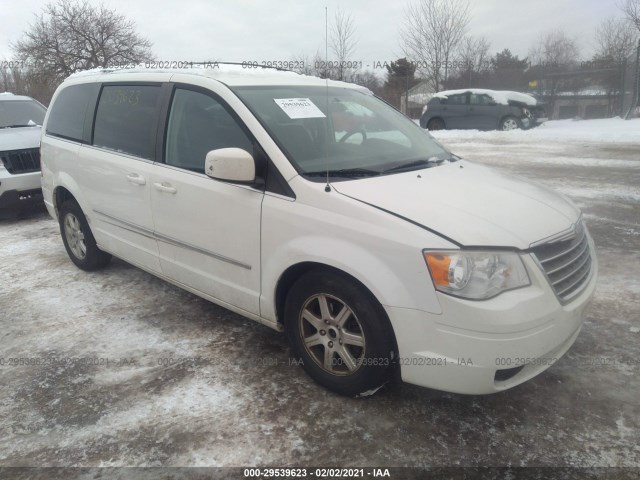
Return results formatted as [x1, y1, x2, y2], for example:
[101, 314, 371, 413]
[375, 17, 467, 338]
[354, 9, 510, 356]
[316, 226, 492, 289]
[59, 199, 111, 271]
[500, 116, 521, 131]
[427, 118, 446, 131]
[284, 270, 397, 397]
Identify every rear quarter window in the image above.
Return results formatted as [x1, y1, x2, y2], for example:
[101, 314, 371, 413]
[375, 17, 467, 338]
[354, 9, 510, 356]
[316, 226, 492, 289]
[46, 83, 100, 142]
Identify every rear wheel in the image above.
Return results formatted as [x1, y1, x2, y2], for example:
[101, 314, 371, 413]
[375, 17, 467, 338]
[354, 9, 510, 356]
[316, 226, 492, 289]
[59, 199, 111, 271]
[284, 271, 397, 397]
[500, 116, 520, 131]
[427, 118, 446, 131]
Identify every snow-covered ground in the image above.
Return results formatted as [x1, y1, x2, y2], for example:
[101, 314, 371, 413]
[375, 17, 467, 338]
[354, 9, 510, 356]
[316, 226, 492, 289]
[431, 117, 640, 145]
[430, 118, 640, 211]
[1, 118, 639, 468]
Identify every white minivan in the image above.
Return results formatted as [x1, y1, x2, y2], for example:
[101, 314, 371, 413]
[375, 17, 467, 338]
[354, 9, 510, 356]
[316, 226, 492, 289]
[40, 66, 597, 396]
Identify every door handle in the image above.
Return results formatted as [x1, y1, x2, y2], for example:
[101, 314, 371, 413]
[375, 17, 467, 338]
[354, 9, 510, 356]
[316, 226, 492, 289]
[126, 173, 146, 185]
[153, 182, 177, 194]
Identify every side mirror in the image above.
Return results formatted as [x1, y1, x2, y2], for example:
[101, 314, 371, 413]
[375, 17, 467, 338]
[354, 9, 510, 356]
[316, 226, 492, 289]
[205, 148, 255, 183]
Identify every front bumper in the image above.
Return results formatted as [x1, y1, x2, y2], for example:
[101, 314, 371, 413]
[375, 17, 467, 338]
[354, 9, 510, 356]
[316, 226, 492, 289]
[0, 188, 43, 212]
[0, 170, 44, 214]
[385, 252, 597, 394]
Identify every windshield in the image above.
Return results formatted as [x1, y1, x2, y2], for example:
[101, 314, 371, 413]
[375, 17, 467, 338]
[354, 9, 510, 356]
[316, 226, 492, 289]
[233, 86, 451, 179]
[0, 99, 46, 128]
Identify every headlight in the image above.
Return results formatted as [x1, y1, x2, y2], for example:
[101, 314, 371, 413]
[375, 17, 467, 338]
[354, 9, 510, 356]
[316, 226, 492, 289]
[423, 250, 530, 300]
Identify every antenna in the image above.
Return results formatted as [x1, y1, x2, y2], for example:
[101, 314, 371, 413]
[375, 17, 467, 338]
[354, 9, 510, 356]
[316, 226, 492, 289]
[324, 6, 331, 193]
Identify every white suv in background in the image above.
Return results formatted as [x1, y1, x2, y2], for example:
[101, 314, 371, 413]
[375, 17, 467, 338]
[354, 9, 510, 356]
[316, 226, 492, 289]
[0, 92, 46, 218]
[40, 66, 597, 396]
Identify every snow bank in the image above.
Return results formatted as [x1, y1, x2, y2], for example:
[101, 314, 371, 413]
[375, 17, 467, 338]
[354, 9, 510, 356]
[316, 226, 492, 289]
[433, 89, 538, 106]
[431, 118, 640, 145]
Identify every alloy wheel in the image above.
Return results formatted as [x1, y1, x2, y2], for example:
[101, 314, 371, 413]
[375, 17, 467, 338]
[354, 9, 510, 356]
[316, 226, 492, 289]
[502, 118, 519, 130]
[299, 293, 366, 375]
[64, 213, 87, 260]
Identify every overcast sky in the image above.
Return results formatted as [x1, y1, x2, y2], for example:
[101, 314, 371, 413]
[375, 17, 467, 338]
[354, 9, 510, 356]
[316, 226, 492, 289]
[0, 0, 624, 71]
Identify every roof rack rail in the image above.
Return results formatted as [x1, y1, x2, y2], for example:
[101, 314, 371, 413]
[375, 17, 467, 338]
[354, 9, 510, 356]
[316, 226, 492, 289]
[189, 61, 300, 74]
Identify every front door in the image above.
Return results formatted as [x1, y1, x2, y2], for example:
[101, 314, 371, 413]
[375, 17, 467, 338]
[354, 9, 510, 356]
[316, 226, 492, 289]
[150, 86, 263, 315]
[467, 93, 498, 130]
[440, 92, 469, 129]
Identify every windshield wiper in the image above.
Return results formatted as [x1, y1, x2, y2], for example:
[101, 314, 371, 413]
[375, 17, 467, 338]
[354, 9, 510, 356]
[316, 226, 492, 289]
[0, 124, 37, 129]
[304, 167, 382, 178]
[381, 157, 442, 174]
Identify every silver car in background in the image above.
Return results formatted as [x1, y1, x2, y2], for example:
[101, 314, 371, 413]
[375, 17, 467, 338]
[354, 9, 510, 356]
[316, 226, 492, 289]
[0, 93, 46, 218]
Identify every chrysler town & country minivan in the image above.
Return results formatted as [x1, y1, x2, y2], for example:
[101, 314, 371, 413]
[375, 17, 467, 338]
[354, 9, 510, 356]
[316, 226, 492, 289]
[40, 66, 597, 396]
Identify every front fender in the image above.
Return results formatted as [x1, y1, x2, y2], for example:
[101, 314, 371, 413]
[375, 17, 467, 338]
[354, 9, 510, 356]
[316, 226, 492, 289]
[259, 192, 449, 323]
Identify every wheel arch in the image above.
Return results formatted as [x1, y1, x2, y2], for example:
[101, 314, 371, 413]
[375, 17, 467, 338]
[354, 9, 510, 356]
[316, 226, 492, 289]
[274, 261, 400, 357]
[52, 173, 87, 220]
[275, 262, 368, 326]
[274, 261, 397, 342]
[427, 117, 446, 130]
[53, 185, 76, 218]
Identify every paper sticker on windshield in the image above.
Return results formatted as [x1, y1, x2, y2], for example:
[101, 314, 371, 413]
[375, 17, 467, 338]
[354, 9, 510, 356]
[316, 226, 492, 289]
[274, 98, 326, 119]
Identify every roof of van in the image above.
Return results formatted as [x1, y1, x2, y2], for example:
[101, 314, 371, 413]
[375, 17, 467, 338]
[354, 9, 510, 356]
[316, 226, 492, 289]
[66, 64, 372, 93]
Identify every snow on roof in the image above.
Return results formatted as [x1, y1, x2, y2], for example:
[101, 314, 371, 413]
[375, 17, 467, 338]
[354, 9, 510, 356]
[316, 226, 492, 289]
[408, 92, 435, 105]
[433, 89, 538, 106]
[66, 64, 372, 93]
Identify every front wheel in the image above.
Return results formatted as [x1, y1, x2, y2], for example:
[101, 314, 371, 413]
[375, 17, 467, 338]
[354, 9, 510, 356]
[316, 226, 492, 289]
[500, 116, 521, 131]
[59, 199, 111, 271]
[284, 271, 397, 396]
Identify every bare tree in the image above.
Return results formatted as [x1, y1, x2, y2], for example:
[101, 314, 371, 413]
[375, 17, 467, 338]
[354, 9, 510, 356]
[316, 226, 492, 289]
[0, 61, 58, 105]
[452, 35, 491, 87]
[528, 30, 581, 115]
[291, 51, 316, 76]
[400, 0, 470, 92]
[621, 0, 640, 32]
[351, 70, 382, 93]
[595, 17, 638, 62]
[330, 9, 358, 81]
[13, 0, 154, 79]
[529, 30, 580, 68]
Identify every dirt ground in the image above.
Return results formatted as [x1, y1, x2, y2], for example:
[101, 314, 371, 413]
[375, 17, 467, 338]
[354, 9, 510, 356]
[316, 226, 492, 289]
[0, 133, 639, 471]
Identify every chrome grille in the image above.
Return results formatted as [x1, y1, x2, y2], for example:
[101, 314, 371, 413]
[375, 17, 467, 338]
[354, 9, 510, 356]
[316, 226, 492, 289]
[0, 148, 40, 174]
[531, 222, 593, 303]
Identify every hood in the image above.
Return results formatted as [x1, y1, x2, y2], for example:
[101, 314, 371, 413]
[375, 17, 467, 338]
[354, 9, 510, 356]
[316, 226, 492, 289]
[332, 161, 580, 249]
[0, 126, 42, 152]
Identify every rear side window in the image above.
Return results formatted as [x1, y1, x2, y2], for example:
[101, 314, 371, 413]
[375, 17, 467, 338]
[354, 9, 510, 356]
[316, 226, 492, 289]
[46, 84, 99, 142]
[469, 94, 493, 105]
[93, 85, 162, 159]
[442, 94, 467, 105]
